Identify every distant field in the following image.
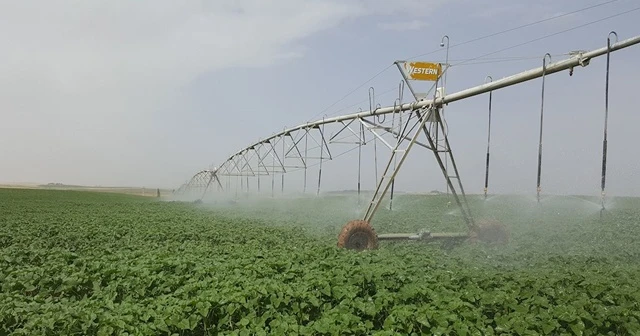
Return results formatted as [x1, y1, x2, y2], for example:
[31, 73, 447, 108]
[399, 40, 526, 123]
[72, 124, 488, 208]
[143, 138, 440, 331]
[0, 183, 173, 197]
[1, 188, 639, 335]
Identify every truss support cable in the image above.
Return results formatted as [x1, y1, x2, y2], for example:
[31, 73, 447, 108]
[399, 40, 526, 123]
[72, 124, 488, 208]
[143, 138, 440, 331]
[374, 137, 379, 187]
[389, 168, 396, 210]
[257, 147, 261, 193]
[536, 54, 551, 203]
[369, 87, 380, 188]
[282, 134, 286, 194]
[601, 31, 617, 217]
[358, 122, 363, 204]
[484, 76, 493, 200]
[303, 130, 308, 193]
[317, 121, 325, 196]
[389, 127, 395, 210]
[391, 100, 398, 138]
[390, 82, 404, 210]
[444, 118, 450, 197]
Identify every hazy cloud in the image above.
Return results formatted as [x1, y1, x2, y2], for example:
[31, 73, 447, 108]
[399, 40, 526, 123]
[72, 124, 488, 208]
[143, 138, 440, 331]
[378, 20, 429, 31]
[0, 0, 451, 187]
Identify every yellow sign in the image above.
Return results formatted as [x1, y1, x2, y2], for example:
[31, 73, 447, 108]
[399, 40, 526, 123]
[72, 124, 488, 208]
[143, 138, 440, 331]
[403, 62, 442, 81]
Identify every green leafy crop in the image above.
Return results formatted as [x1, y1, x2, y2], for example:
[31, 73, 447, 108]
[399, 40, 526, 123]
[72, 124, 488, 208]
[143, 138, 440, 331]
[0, 188, 639, 335]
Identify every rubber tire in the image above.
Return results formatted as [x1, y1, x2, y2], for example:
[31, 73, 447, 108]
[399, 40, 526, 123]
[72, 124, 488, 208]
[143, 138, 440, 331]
[337, 220, 379, 251]
[469, 219, 509, 244]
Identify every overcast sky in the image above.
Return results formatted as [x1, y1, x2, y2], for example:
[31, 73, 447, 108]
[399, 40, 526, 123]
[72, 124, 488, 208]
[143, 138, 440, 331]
[1, 0, 639, 197]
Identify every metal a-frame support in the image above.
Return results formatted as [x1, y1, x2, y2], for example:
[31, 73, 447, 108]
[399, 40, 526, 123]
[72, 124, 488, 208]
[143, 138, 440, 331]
[361, 103, 475, 231]
[361, 63, 475, 231]
[197, 170, 224, 201]
[363, 62, 475, 229]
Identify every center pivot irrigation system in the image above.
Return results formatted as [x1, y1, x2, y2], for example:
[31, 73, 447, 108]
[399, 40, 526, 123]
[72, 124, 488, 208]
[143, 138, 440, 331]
[178, 32, 640, 251]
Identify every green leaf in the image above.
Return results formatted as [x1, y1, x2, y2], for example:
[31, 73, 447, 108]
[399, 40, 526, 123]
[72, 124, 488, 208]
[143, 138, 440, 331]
[569, 320, 585, 335]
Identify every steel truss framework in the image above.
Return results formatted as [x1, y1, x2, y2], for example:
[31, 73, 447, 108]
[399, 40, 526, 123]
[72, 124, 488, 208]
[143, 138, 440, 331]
[179, 34, 640, 231]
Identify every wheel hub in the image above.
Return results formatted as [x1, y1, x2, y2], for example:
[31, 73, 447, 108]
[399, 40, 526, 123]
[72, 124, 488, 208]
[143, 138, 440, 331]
[469, 219, 509, 244]
[347, 231, 371, 250]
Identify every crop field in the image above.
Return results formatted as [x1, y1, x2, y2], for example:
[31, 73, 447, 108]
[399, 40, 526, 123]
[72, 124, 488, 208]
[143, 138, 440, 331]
[1, 188, 640, 335]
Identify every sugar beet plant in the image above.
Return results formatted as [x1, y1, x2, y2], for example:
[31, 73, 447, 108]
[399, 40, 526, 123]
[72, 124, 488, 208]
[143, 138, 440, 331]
[1, 188, 639, 335]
